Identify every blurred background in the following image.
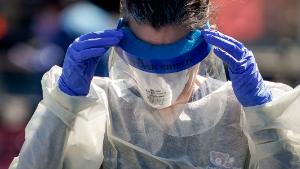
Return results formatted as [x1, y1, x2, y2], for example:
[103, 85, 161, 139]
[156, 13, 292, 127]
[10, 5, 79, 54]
[0, 0, 299, 168]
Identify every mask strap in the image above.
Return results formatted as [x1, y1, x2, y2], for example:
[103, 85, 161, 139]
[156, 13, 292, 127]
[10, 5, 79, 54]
[205, 20, 210, 29]
[117, 18, 127, 30]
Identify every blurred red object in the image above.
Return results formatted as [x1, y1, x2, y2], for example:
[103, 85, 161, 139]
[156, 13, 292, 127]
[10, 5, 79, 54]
[0, 15, 8, 39]
[0, 126, 25, 169]
[212, 0, 265, 42]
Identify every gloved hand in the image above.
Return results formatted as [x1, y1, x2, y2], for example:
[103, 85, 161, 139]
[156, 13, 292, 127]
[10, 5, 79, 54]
[202, 30, 272, 107]
[58, 30, 123, 96]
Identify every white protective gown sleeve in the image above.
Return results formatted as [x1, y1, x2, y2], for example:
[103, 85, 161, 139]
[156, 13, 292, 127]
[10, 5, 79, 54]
[9, 65, 300, 169]
[9, 66, 108, 169]
[241, 82, 300, 169]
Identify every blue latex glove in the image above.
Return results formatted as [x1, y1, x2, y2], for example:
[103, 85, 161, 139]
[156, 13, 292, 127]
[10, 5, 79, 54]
[202, 30, 272, 107]
[58, 30, 123, 96]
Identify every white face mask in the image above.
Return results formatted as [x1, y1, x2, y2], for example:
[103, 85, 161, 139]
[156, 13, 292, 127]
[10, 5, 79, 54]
[130, 66, 191, 109]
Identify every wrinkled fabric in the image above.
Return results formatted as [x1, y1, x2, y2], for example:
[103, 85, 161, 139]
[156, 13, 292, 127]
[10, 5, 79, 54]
[9, 54, 300, 169]
[127, 65, 193, 109]
[107, 48, 228, 138]
[9, 66, 108, 169]
[114, 26, 213, 109]
[242, 84, 300, 169]
[102, 77, 249, 169]
[202, 30, 272, 107]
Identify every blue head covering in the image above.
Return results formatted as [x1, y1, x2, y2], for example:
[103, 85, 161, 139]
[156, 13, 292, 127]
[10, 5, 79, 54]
[116, 19, 212, 74]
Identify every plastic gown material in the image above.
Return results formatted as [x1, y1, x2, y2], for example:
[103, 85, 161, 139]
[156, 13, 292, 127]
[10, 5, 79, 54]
[9, 38, 300, 168]
[113, 27, 214, 109]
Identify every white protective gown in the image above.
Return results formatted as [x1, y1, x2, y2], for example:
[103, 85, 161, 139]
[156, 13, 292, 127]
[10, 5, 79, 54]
[9, 50, 300, 169]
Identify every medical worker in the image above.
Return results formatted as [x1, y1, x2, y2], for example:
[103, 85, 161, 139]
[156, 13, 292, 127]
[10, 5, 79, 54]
[9, 0, 300, 169]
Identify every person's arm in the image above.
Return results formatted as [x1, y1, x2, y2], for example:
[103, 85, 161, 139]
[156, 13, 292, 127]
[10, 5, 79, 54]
[9, 102, 70, 169]
[241, 83, 300, 168]
[202, 30, 300, 168]
[9, 29, 122, 169]
[9, 66, 108, 169]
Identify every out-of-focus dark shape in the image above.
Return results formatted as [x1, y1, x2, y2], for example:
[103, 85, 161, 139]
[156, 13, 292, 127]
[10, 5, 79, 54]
[264, 0, 299, 42]
[0, 95, 29, 169]
[90, 0, 120, 12]
[0, 15, 8, 39]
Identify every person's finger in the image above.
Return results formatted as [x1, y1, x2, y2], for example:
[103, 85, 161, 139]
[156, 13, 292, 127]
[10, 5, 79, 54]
[202, 29, 244, 49]
[213, 47, 238, 69]
[203, 34, 244, 59]
[79, 30, 123, 41]
[74, 48, 107, 61]
[73, 37, 121, 51]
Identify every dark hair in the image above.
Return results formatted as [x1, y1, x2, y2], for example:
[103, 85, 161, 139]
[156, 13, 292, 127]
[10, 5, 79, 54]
[120, 0, 210, 29]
